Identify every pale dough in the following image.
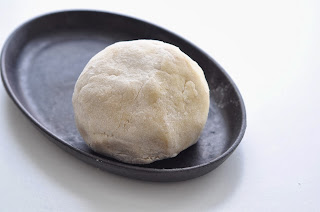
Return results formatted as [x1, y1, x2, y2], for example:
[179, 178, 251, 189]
[72, 40, 210, 164]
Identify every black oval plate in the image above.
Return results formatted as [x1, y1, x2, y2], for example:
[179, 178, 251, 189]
[1, 10, 246, 182]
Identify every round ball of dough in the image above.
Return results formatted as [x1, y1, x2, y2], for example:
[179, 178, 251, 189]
[72, 40, 210, 164]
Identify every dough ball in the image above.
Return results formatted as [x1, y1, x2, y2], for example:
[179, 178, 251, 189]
[72, 40, 210, 164]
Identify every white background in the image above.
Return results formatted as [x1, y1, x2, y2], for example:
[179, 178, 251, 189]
[1, 0, 319, 211]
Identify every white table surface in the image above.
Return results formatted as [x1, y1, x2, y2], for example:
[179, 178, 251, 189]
[1, 0, 319, 211]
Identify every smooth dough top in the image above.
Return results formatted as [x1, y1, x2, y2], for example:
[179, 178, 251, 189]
[72, 39, 210, 164]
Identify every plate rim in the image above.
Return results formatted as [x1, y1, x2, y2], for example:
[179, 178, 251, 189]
[0, 9, 246, 175]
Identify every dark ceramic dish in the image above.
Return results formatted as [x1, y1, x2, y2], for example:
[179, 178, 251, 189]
[1, 10, 246, 182]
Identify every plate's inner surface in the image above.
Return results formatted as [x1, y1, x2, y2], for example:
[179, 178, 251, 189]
[14, 31, 230, 169]
[5, 12, 243, 171]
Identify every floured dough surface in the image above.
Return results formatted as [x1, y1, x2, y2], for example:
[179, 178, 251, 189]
[72, 40, 210, 164]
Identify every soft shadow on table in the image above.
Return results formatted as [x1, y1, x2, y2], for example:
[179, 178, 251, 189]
[5, 97, 244, 211]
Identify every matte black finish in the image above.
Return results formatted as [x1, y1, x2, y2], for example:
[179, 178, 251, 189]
[1, 10, 246, 182]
